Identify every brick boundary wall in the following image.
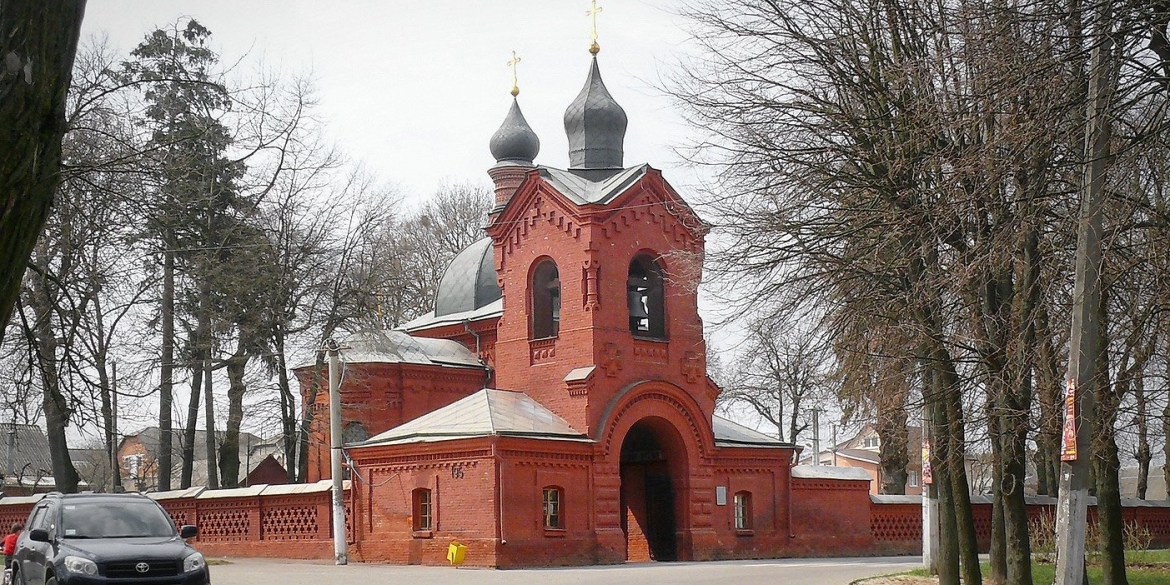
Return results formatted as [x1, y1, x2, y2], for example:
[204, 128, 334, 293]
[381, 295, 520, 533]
[870, 495, 1170, 555]
[0, 481, 352, 560]
[5, 484, 1168, 563]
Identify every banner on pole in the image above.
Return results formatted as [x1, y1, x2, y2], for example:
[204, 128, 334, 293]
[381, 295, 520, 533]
[921, 439, 932, 485]
[1061, 378, 1078, 461]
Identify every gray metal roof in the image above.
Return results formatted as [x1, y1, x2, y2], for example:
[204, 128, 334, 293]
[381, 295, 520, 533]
[564, 56, 628, 170]
[712, 416, 793, 448]
[539, 164, 648, 206]
[325, 330, 484, 368]
[791, 465, 872, 481]
[489, 97, 540, 164]
[401, 298, 503, 333]
[0, 423, 53, 478]
[356, 389, 586, 447]
[433, 237, 502, 318]
[834, 448, 882, 464]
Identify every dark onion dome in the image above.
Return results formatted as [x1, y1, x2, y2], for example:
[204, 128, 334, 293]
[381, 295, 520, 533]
[489, 98, 540, 165]
[433, 237, 502, 317]
[563, 56, 627, 170]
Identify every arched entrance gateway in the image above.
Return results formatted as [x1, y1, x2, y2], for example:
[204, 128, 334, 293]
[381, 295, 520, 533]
[618, 416, 690, 562]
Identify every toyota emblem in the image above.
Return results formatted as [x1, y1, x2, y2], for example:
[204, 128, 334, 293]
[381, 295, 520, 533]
[135, 562, 150, 573]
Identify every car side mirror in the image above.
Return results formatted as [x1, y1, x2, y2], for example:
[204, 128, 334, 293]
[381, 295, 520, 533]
[28, 528, 50, 543]
[179, 525, 198, 539]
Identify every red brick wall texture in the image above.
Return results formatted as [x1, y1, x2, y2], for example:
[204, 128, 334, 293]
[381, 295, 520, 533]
[4, 481, 1167, 566]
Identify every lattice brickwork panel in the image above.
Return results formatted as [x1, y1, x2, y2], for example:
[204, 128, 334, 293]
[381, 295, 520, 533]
[1137, 509, 1170, 546]
[199, 508, 251, 541]
[872, 510, 921, 542]
[261, 504, 318, 540]
[972, 505, 992, 543]
[168, 510, 189, 528]
[0, 506, 31, 530]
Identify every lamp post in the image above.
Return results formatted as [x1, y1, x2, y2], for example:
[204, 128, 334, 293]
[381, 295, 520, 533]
[326, 338, 348, 565]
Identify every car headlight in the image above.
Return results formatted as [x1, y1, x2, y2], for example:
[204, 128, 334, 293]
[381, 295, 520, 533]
[63, 555, 98, 575]
[183, 551, 206, 573]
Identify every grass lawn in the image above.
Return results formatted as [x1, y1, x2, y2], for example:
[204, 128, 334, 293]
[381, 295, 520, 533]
[904, 550, 1170, 584]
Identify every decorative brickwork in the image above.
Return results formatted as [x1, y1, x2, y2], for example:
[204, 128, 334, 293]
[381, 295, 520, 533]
[198, 503, 253, 541]
[530, 338, 556, 363]
[871, 504, 921, 542]
[261, 500, 319, 540]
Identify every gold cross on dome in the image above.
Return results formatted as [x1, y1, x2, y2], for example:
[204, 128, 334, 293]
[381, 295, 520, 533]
[586, 0, 603, 54]
[507, 50, 521, 96]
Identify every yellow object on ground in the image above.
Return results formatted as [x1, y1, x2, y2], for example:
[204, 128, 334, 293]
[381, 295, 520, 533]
[446, 541, 467, 566]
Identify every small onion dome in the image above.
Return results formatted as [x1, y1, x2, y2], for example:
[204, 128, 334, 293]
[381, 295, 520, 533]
[489, 98, 540, 165]
[563, 56, 627, 170]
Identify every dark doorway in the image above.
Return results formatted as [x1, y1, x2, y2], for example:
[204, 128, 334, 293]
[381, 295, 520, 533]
[619, 420, 680, 561]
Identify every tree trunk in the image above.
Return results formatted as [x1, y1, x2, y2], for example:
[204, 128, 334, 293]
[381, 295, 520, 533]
[1164, 348, 1170, 496]
[180, 360, 203, 489]
[296, 351, 326, 483]
[181, 283, 211, 489]
[158, 244, 174, 491]
[1035, 306, 1062, 496]
[24, 248, 80, 493]
[203, 352, 218, 489]
[1093, 295, 1127, 585]
[939, 349, 981, 585]
[877, 402, 909, 495]
[219, 346, 247, 488]
[0, 0, 87, 342]
[927, 359, 960, 585]
[1002, 225, 1040, 585]
[1134, 372, 1150, 499]
[988, 402, 1007, 585]
[274, 329, 298, 483]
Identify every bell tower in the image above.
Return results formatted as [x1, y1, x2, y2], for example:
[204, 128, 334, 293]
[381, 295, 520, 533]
[484, 46, 713, 437]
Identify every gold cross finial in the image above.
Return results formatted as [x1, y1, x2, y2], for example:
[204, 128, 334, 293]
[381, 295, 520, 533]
[586, 0, 603, 54]
[507, 50, 521, 96]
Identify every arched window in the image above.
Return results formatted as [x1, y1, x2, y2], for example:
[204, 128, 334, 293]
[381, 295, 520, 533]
[627, 255, 665, 338]
[413, 488, 433, 532]
[342, 421, 368, 445]
[532, 260, 561, 339]
[734, 491, 752, 531]
[542, 486, 564, 530]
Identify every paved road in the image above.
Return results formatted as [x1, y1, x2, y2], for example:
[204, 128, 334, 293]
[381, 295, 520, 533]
[209, 556, 920, 585]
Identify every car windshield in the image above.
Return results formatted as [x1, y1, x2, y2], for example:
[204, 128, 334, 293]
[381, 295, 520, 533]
[60, 500, 177, 539]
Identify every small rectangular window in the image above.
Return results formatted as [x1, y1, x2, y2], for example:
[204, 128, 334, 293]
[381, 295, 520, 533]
[908, 471, 919, 487]
[413, 488, 432, 532]
[734, 491, 752, 531]
[542, 487, 562, 529]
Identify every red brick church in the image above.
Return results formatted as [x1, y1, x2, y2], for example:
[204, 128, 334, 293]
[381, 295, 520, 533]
[293, 48, 828, 567]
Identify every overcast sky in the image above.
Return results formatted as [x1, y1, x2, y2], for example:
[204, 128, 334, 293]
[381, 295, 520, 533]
[74, 1, 781, 439]
[81, 0, 701, 206]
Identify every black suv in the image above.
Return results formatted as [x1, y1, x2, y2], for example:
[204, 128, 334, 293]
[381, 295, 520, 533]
[12, 493, 209, 585]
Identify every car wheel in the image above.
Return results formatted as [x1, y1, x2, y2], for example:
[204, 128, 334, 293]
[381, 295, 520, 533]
[44, 575, 55, 585]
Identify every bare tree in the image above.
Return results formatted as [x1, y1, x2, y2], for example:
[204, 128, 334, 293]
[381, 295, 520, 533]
[0, 1, 87, 344]
[719, 310, 829, 444]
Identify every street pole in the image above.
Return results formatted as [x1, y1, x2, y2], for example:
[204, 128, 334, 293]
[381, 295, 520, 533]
[922, 403, 938, 574]
[830, 424, 838, 466]
[811, 408, 821, 466]
[326, 338, 348, 565]
[1054, 7, 1111, 584]
[111, 361, 119, 493]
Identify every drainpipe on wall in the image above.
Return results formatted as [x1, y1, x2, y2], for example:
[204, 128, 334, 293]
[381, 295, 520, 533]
[787, 447, 797, 539]
[494, 442, 506, 546]
[463, 319, 491, 387]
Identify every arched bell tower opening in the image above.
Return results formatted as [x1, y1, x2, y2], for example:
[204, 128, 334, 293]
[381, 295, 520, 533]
[619, 417, 689, 562]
